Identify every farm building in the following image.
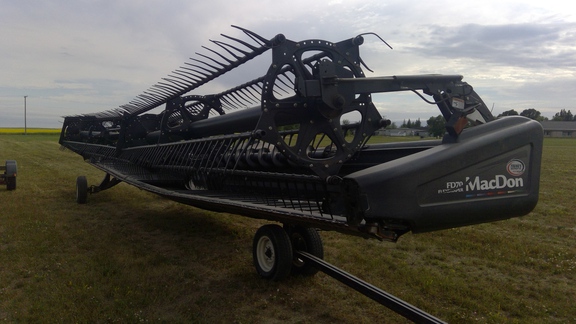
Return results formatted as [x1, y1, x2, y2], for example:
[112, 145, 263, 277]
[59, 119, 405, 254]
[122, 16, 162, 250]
[376, 128, 430, 137]
[374, 120, 576, 138]
[540, 121, 576, 138]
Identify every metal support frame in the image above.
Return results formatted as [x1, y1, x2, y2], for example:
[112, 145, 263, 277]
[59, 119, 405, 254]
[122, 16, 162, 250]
[296, 251, 446, 324]
[90, 173, 122, 194]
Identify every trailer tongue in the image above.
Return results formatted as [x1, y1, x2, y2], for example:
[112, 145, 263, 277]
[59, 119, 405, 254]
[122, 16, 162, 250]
[59, 26, 543, 321]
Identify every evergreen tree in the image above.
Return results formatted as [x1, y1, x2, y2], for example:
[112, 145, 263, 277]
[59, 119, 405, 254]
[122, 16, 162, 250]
[414, 118, 421, 128]
[552, 109, 574, 121]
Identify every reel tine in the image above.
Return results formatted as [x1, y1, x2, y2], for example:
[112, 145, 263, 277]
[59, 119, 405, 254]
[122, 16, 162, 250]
[134, 95, 156, 104]
[171, 70, 200, 83]
[151, 84, 175, 96]
[68, 27, 274, 119]
[210, 40, 243, 60]
[174, 69, 202, 82]
[226, 91, 248, 108]
[202, 45, 234, 64]
[220, 33, 258, 52]
[163, 77, 187, 88]
[157, 81, 183, 92]
[182, 63, 214, 77]
[220, 96, 235, 110]
[240, 87, 260, 103]
[190, 58, 221, 74]
[231, 25, 269, 47]
[148, 87, 172, 97]
[141, 93, 160, 101]
[195, 51, 228, 69]
[238, 89, 258, 105]
[143, 91, 165, 100]
[215, 36, 251, 55]
[234, 87, 256, 103]
[274, 74, 294, 94]
[128, 98, 148, 107]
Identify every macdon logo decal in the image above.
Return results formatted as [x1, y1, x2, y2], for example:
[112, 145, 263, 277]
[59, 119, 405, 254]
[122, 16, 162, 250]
[465, 175, 524, 191]
[437, 159, 528, 195]
[506, 159, 526, 176]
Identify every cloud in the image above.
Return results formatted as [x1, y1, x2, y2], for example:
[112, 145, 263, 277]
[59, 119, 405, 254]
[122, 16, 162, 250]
[407, 23, 576, 69]
[1, 0, 575, 127]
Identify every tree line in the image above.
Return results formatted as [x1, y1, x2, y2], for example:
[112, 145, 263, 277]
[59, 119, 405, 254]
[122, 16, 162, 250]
[422, 108, 575, 138]
[498, 108, 576, 121]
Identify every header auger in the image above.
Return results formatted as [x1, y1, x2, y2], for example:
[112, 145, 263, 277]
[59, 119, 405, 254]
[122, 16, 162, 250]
[60, 26, 543, 322]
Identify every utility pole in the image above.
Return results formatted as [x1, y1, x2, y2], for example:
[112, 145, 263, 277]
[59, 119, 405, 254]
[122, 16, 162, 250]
[24, 96, 27, 135]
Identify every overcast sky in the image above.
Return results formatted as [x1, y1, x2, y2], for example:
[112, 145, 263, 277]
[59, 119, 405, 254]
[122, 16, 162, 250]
[1, 0, 575, 128]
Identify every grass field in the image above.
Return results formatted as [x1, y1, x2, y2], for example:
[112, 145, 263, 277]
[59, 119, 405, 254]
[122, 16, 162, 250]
[0, 128, 60, 135]
[1, 134, 574, 323]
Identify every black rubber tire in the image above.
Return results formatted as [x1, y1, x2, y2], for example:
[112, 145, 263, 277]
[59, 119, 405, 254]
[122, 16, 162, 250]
[253, 224, 293, 281]
[5, 160, 16, 190]
[76, 176, 88, 204]
[288, 226, 324, 276]
[5, 176, 16, 191]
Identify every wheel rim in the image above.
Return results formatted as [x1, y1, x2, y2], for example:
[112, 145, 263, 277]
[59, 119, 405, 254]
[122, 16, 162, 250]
[256, 236, 275, 272]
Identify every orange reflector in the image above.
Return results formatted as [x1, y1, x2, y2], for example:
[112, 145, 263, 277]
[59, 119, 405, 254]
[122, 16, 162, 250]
[454, 116, 468, 135]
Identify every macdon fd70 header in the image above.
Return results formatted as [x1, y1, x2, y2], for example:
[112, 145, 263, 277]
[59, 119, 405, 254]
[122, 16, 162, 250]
[59, 26, 543, 284]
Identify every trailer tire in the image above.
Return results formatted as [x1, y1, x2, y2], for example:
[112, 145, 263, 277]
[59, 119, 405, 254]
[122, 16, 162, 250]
[5, 160, 17, 190]
[253, 224, 293, 281]
[5, 177, 16, 190]
[288, 226, 324, 276]
[76, 176, 88, 204]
